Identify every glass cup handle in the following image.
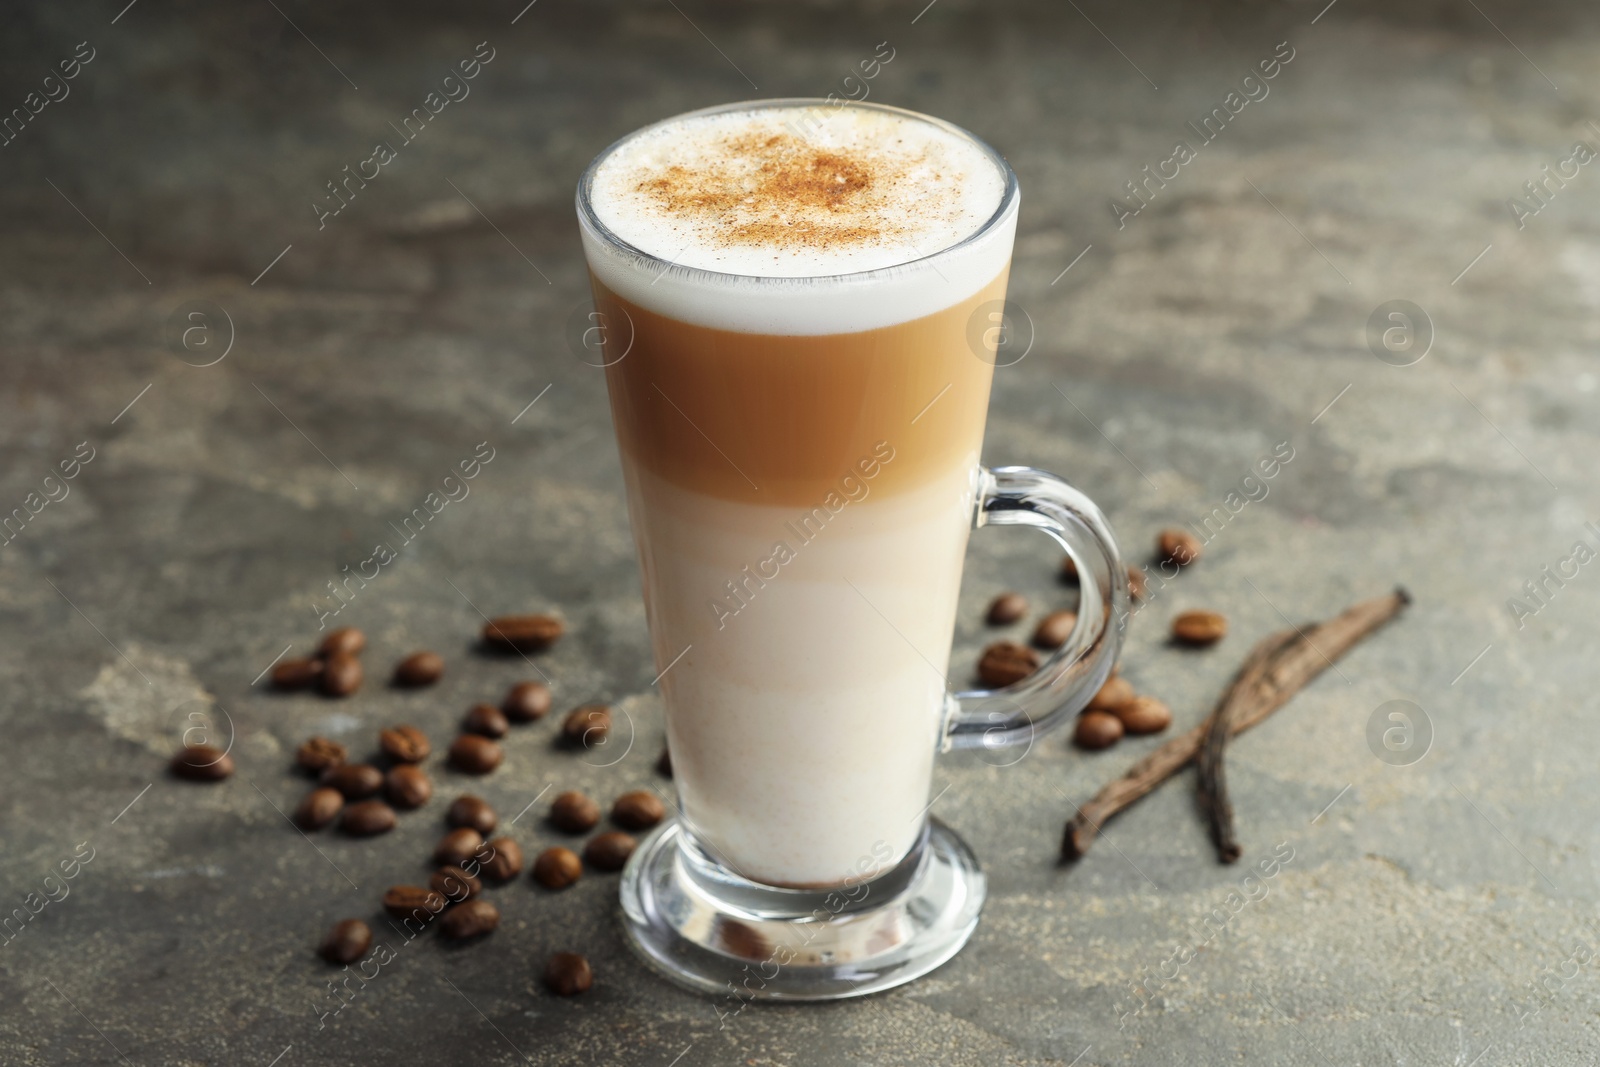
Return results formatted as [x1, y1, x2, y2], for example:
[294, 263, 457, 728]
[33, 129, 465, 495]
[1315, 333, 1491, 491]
[943, 465, 1128, 753]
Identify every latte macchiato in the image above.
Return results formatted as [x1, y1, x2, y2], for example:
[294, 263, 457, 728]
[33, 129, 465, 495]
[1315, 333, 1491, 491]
[581, 105, 1015, 888]
[582, 100, 1127, 1000]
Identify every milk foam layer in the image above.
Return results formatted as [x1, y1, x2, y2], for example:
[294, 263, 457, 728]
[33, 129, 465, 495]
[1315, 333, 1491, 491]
[580, 102, 1017, 334]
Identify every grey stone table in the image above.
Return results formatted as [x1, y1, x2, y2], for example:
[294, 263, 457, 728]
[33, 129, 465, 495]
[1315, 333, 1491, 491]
[3, 0, 1598, 1063]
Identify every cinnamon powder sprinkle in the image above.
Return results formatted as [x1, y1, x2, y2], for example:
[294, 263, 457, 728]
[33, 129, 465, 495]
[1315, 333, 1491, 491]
[631, 130, 946, 252]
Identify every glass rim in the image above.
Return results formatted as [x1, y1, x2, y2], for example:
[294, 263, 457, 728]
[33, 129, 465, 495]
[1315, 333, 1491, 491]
[575, 97, 1020, 287]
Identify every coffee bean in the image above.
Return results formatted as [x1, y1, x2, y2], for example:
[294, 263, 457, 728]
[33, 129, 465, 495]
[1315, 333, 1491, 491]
[434, 827, 485, 867]
[272, 657, 322, 690]
[393, 650, 444, 687]
[656, 747, 672, 777]
[719, 921, 769, 961]
[319, 652, 363, 697]
[977, 641, 1039, 687]
[1088, 675, 1136, 712]
[382, 885, 445, 920]
[1172, 610, 1227, 646]
[321, 763, 383, 799]
[1060, 555, 1079, 584]
[502, 681, 552, 722]
[1158, 528, 1202, 567]
[446, 794, 497, 835]
[584, 831, 637, 872]
[544, 952, 593, 996]
[318, 919, 371, 964]
[447, 794, 497, 835]
[1032, 610, 1078, 650]
[1116, 695, 1173, 735]
[431, 865, 482, 902]
[378, 724, 430, 764]
[532, 847, 582, 889]
[441, 899, 499, 940]
[1074, 710, 1124, 750]
[549, 791, 599, 834]
[479, 837, 523, 883]
[482, 614, 564, 652]
[561, 705, 611, 746]
[295, 787, 344, 830]
[448, 734, 503, 774]
[611, 790, 665, 831]
[341, 799, 397, 836]
[1127, 565, 1148, 600]
[985, 592, 1028, 625]
[296, 736, 347, 774]
[318, 627, 366, 658]
[170, 744, 234, 781]
[385, 765, 433, 810]
[462, 704, 509, 739]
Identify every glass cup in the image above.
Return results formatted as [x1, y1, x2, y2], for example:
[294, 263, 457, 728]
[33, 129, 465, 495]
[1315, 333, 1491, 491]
[576, 100, 1126, 1000]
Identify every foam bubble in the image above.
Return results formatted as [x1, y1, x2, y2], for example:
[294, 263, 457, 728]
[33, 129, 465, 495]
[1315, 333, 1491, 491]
[579, 102, 1017, 335]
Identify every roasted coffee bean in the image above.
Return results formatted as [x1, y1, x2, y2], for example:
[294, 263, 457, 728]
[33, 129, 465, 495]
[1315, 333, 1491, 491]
[1032, 610, 1078, 650]
[1074, 710, 1124, 750]
[1061, 555, 1080, 584]
[1116, 695, 1173, 735]
[656, 747, 672, 777]
[611, 790, 665, 832]
[272, 657, 322, 690]
[482, 614, 564, 652]
[448, 734, 503, 774]
[447, 794, 497, 835]
[441, 899, 500, 940]
[431, 865, 482, 902]
[318, 919, 371, 964]
[379, 724, 430, 763]
[296, 736, 347, 773]
[479, 837, 523, 883]
[561, 705, 611, 746]
[393, 650, 444, 687]
[1158, 528, 1202, 567]
[385, 765, 433, 810]
[321, 763, 383, 799]
[1127, 565, 1148, 600]
[532, 847, 583, 889]
[583, 831, 637, 872]
[341, 799, 397, 836]
[1172, 610, 1227, 646]
[977, 641, 1039, 687]
[462, 704, 509, 739]
[549, 791, 600, 833]
[719, 921, 769, 961]
[434, 827, 485, 867]
[295, 787, 344, 830]
[1088, 675, 1136, 712]
[985, 592, 1028, 626]
[502, 680, 552, 722]
[382, 884, 445, 920]
[318, 627, 366, 659]
[170, 744, 234, 781]
[319, 652, 363, 697]
[544, 952, 593, 996]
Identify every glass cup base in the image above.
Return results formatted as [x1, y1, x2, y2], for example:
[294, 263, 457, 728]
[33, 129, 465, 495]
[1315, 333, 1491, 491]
[618, 818, 986, 1001]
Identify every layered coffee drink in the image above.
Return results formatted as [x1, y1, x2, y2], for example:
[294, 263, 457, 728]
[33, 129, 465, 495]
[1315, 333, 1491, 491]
[579, 103, 1017, 888]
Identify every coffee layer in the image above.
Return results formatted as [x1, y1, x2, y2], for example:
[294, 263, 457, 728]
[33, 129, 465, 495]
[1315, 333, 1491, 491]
[594, 268, 1007, 507]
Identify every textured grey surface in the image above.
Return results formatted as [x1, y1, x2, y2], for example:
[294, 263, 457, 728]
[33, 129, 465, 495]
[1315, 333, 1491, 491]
[3, 0, 1599, 1064]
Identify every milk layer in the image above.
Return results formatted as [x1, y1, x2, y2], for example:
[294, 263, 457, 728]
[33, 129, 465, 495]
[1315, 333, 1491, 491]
[623, 461, 980, 887]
